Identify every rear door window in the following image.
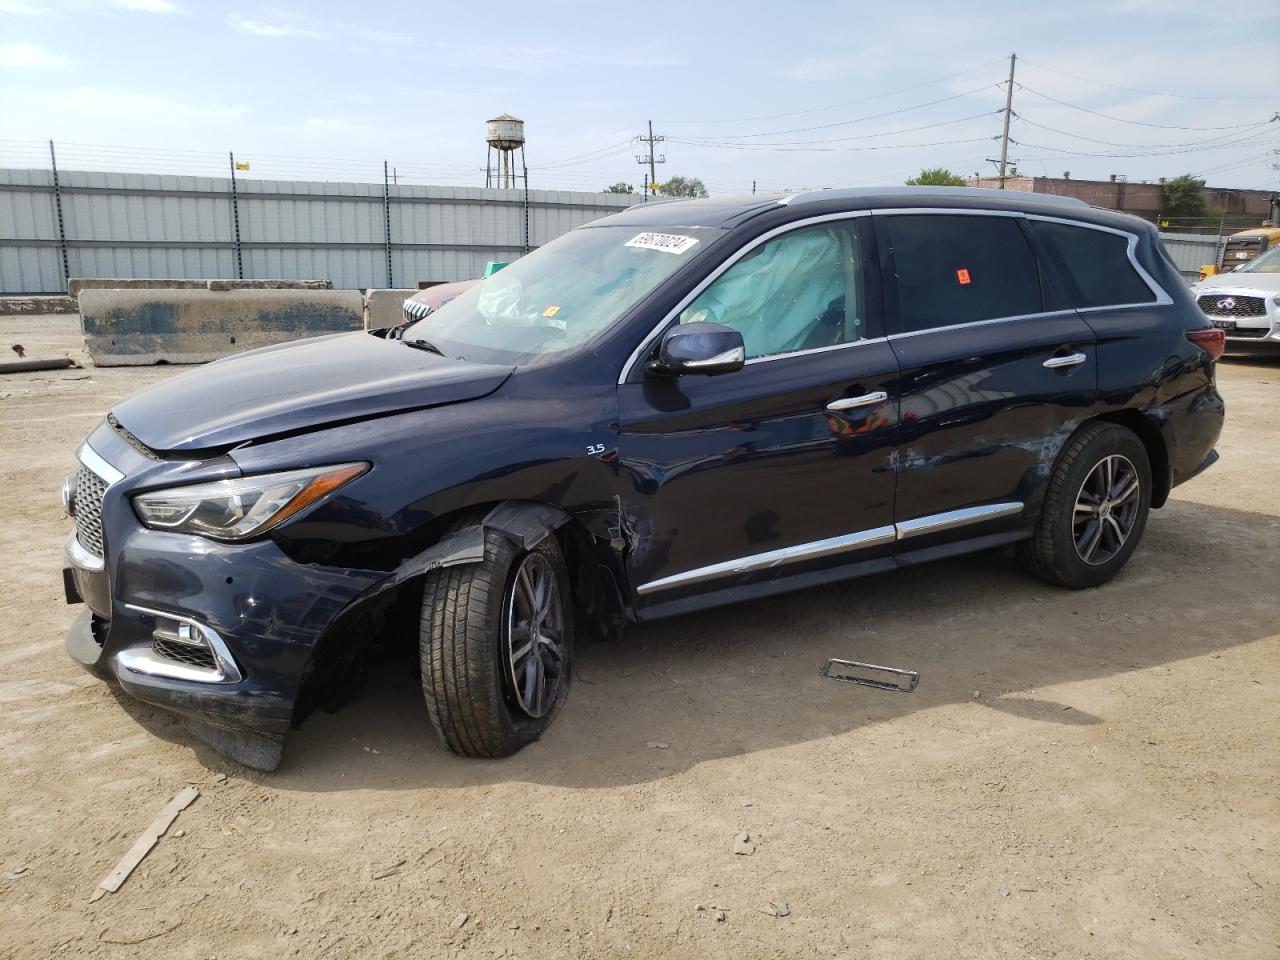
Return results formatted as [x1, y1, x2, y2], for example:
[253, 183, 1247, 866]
[1029, 220, 1156, 309]
[884, 215, 1042, 333]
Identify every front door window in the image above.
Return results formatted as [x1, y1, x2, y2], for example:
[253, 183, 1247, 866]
[679, 221, 865, 359]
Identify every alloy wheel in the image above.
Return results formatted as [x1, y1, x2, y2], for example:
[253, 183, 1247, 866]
[1072, 454, 1141, 566]
[505, 553, 565, 718]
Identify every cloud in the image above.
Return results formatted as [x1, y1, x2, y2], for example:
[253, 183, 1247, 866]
[0, 0, 51, 14]
[112, 0, 181, 11]
[0, 42, 72, 69]
[228, 15, 322, 38]
[42, 86, 248, 122]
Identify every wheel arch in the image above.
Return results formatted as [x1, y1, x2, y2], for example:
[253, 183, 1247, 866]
[1087, 410, 1170, 508]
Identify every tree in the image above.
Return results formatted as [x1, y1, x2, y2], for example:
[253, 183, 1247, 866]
[658, 175, 709, 198]
[604, 182, 635, 194]
[905, 168, 967, 187]
[1161, 174, 1207, 220]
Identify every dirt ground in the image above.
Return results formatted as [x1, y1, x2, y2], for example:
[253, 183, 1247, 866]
[1, 315, 1276, 960]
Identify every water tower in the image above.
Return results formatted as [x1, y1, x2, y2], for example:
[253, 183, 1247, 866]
[485, 113, 526, 189]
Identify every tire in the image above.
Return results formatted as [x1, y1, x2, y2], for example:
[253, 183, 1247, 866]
[1018, 422, 1152, 590]
[419, 528, 573, 757]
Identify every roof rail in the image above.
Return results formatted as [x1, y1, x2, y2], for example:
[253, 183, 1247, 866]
[781, 186, 1088, 209]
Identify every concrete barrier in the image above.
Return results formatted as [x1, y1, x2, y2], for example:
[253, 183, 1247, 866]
[0, 295, 78, 315]
[363, 288, 416, 330]
[67, 277, 334, 297]
[79, 288, 364, 366]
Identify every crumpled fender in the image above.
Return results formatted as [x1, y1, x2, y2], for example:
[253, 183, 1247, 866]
[351, 501, 574, 606]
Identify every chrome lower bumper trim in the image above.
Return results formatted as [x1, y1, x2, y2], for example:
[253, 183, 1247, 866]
[121, 604, 243, 684]
[65, 531, 104, 572]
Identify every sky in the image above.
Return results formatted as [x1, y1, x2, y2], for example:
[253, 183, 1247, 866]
[1, 0, 1278, 195]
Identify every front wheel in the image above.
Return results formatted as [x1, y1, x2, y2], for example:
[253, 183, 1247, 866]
[1018, 422, 1152, 589]
[419, 528, 573, 757]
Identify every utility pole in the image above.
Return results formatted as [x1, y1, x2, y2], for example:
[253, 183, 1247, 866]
[635, 120, 665, 202]
[997, 52, 1017, 189]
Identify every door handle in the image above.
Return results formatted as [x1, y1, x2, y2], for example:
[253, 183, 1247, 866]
[826, 390, 888, 413]
[1043, 351, 1088, 369]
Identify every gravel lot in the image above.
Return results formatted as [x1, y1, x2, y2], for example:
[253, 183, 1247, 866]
[1, 316, 1277, 959]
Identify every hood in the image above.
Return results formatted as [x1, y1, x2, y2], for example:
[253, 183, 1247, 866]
[112, 331, 514, 453]
[1193, 270, 1280, 294]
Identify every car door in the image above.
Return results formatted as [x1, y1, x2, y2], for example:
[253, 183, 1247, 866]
[875, 211, 1099, 542]
[616, 215, 901, 611]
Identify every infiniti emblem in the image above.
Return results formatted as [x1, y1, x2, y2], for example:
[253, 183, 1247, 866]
[1218, 297, 1236, 310]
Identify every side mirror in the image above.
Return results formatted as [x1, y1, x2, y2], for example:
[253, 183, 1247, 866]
[647, 322, 746, 377]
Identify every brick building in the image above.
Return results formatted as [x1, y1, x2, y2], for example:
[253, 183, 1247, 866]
[965, 174, 1277, 228]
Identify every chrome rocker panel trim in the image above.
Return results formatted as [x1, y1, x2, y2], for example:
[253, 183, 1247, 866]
[638, 502, 1024, 594]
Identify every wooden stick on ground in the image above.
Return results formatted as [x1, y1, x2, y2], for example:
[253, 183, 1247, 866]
[89, 786, 199, 903]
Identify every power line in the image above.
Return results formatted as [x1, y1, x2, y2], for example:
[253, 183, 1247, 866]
[671, 136, 997, 154]
[1017, 84, 1276, 131]
[1009, 135, 1280, 161]
[674, 109, 1000, 149]
[674, 83, 1003, 140]
[1018, 58, 1280, 103]
[660, 57, 1008, 124]
[1012, 114, 1277, 149]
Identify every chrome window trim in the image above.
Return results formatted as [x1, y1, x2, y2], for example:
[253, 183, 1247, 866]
[744, 334, 889, 366]
[78, 442, 124, 486]
[885, 309, 1078, 342]
[122, 603, 244, 684]
[637, 501, 1025, 595]
[617, 210, 872, 384]
[871, 208, 1173, 334]
[1022, 212, 1173, 308]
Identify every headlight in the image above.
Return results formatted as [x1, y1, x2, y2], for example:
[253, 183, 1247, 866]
[133, 463, 367, 541]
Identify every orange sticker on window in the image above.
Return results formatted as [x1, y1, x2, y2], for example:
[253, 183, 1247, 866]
[542, 305, 560, 318]
[956, 268, 972, 285]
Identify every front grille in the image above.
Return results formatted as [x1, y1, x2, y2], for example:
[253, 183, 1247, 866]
[1224, 326, 1271, 340]
[73, 466, 108, 558]
[1198, 294, 1267, 318]
[152, 637, 218, 671]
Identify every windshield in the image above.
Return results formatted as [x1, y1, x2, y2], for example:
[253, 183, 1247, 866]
[402, 225, 718, 363]
[1237, 243, 1280, 274]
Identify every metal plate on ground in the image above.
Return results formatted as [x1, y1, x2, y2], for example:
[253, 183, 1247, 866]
[821, 658, 919, 693]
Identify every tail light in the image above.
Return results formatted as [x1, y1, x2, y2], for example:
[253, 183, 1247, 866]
[1186, 328, 1225, 361]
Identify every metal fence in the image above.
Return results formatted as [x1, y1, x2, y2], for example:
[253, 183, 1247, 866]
[0, 167, 647, 294]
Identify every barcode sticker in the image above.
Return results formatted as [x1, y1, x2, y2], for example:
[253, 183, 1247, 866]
[625, 232, 700, 255]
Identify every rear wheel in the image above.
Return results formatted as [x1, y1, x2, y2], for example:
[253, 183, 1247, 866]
[419, 528, 573, 757]
[1018, 422, 1152, 589]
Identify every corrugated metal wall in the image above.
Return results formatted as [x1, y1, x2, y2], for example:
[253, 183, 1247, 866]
[0, 168, 648, 293]
[1158, 232, 1222, 281]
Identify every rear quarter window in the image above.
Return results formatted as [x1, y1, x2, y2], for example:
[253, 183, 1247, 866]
[1029, 220, 1156, 309]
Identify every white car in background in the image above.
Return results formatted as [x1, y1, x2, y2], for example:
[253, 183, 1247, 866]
[1190, 244, 1280, 352]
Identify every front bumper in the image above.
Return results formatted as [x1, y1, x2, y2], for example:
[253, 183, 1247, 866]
[1194, 285, 1280, 348]
[63, 429, 387, 770]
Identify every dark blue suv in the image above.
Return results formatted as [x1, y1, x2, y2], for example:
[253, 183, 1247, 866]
[62, 187, 1225, 770]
